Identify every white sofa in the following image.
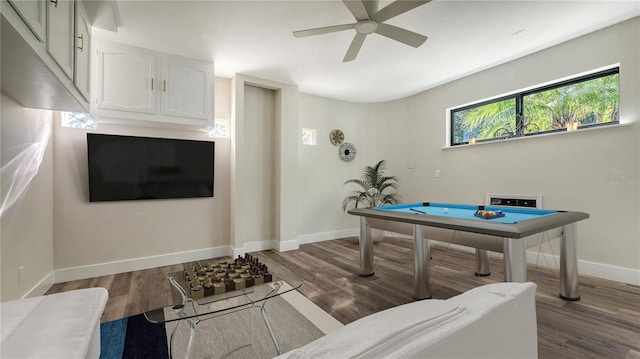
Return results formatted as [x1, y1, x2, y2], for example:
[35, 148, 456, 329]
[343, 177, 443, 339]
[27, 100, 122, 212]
[279, 282, 538, 359]
[1, 287, 108, 359]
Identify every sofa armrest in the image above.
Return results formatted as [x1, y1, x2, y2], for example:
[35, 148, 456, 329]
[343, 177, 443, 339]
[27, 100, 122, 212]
[1, 287, 109, 359]
[279, 282, 537, 359]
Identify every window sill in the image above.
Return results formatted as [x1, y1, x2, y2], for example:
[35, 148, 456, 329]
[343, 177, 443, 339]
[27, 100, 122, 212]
[444, 122, 634, 150]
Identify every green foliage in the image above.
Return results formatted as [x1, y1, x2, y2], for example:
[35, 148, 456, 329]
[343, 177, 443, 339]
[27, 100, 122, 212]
[342, 160, 400, 211]
[524, 74, 619, 130]
[459, 98, 515, 141]
[62, 112, 97, 129]
[453, 73, 619, 142]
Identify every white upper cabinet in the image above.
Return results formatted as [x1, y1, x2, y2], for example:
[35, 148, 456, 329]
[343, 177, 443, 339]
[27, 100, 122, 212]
[46, 0, 74, 79]
[161, 57, 212, 120]
[7, 0, 46, 41]
[74, 2, 91, 101]
[93, 39, 214, 126]
[2, 0, 90, 112]
[96, 41, 156, 114]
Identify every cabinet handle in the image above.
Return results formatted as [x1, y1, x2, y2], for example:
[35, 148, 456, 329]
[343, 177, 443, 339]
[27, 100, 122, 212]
[151, 78, 154, 90]
[77, 34, 84, 52]
[163, 80, 167, 92]
[50, 0, 58, 7]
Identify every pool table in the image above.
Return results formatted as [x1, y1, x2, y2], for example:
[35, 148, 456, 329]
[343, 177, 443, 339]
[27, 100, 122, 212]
[348, 202, 589, 300]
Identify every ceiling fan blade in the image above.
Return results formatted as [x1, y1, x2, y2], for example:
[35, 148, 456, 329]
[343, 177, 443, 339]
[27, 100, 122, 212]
[343, 33, 367, 62]
[372, 0, 431, 23]
[375, 23, 427, 48]
[293, 23, 357, 38]
[342, 0, 370, 21]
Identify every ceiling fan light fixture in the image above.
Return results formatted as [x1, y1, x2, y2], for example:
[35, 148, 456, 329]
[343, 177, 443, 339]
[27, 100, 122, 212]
[356, 20, 378, 34]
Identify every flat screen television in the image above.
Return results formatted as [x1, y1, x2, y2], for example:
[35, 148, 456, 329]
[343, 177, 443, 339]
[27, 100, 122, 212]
[87, 134, 214, 202]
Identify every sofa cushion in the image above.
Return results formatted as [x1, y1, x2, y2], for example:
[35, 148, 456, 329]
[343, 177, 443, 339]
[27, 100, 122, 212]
[0, 296, 46, 343]
[1, 287, 108, 359]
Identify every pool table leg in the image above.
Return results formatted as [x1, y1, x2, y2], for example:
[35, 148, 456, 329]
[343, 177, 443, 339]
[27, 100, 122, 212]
[475, 249, 491, 276]
[413, 225, 432, 300]
[559, 223, 580, 301]
[359, 217, 375, 277]
[503, 238, 527, 282]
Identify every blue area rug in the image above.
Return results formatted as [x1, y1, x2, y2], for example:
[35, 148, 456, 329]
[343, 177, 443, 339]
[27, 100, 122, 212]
[98, 294, 328, 358]
[100, 314, 169, 359]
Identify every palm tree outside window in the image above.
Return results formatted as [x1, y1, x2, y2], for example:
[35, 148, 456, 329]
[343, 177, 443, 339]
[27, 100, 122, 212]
[450, 67, 619, 146]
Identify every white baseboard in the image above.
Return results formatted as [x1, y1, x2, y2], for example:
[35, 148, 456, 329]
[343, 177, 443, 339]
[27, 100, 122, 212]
[297, 228, 359, 245]
[524, 250, 640, 286]
[54, 245, 233, 283]
[50, 238, 298, 287]
[233, 228, 359, 254]
[396, 234, 640, 286]
[47, 230, 352, 286]
[232, 240, 280, 257]
[277, 239, 300, 252]
[23, 271, 56, 298]
[45, 229, 639, 290]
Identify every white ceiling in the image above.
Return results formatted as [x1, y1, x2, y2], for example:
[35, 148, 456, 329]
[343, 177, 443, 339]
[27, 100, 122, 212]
[93, 0, 640, 103]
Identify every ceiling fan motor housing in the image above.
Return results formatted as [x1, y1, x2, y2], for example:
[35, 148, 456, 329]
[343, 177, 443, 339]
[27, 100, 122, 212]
[356, 20, 378, 34]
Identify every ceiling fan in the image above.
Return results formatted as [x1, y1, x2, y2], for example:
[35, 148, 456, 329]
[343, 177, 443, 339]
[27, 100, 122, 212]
[293, 0, 431, 62]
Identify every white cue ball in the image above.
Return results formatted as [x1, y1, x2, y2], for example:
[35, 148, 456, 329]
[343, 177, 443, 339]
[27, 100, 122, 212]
[444, 208, 448, 213]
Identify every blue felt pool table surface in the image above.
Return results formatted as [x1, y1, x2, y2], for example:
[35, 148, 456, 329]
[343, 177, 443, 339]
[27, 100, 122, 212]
[375, 202, 556, 224]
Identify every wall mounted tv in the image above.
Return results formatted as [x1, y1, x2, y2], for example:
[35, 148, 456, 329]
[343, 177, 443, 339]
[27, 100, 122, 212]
[87, 134, 214, 202]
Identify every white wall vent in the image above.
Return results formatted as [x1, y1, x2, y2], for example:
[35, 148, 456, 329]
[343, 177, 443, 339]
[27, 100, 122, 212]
[485, 193, 542, 209]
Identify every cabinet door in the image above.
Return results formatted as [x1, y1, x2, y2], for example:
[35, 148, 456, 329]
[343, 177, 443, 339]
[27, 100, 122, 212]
[46, 0, 74, 79]
[96, 44, 157, 114]
[161, 58, 212, 120]
[74, 3, 90, 101]
[7, 0, 46, 41]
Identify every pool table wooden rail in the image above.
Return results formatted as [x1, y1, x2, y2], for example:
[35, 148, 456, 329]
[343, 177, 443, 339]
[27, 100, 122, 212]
[347, 207, 589, 239]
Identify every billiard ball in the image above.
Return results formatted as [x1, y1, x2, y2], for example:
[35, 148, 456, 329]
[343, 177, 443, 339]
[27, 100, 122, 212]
[443, 208, 448, 213]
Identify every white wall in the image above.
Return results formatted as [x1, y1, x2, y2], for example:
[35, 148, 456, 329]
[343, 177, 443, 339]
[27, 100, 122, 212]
[239, 85, 276, 244]
[374, 18, 640, 276]
[296, 94, 379, 237]
[230, 75, 300, 252]
[294, 18, 639, 283]
[52, 120, 230, 274]
[3, 18, 637, 298]
[1, 94, 55, 300]
[2, 77, 234, 297]
[215, 77, 232, 120]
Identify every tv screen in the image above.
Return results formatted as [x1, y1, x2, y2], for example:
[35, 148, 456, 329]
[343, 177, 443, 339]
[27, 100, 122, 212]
[87, 134, 214, 202]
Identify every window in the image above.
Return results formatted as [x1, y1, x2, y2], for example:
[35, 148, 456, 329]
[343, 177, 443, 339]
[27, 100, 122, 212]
[450, 67, 619, 146]
[209, 118, 230, 138]
[62, 112, 97, 129]
[302, 128, 317, 145]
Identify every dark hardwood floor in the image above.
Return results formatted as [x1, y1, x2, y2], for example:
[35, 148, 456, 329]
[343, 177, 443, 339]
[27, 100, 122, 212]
[46, 237, 640, 358]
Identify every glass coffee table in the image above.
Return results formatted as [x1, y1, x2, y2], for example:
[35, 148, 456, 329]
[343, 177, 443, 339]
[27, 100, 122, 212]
[142, 255, 302, 359]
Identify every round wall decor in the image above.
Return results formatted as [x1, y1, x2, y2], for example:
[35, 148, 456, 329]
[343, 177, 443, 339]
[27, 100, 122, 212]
[330, 129, 344, 146]
[339, 142, 357, 162]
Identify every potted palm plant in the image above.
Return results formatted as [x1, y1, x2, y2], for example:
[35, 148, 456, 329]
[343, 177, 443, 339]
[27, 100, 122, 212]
[342, 160, 400, 243]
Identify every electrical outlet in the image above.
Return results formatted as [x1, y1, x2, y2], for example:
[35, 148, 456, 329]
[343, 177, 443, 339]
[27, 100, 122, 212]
[18, 266, 24, 284]
[435, 169, 441, 178]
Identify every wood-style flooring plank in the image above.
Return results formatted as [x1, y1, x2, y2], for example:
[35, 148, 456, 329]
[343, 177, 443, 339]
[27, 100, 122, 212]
[101, 294, 128, 323]
[45, 236, 640, 359]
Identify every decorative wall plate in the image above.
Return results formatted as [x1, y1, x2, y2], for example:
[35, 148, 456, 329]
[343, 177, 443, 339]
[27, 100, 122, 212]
[339, 142, 356, 162]
[330, 129, 344, 146]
